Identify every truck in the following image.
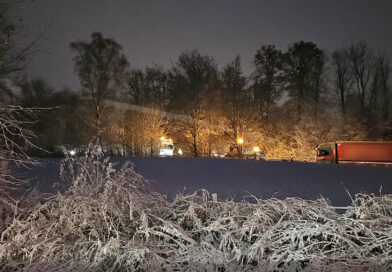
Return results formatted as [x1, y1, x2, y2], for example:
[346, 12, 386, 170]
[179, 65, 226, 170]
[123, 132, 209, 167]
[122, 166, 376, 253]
[315, 141, 392, 167]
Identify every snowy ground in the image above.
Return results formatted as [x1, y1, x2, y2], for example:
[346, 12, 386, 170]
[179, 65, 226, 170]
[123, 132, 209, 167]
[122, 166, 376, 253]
[22, 157, 392, 206]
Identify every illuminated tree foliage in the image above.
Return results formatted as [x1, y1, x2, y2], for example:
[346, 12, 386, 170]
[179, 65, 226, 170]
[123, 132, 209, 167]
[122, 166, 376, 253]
[4, 31, 388, 159]
[221, 56, 249, 157]
[167, 50, 219, 157]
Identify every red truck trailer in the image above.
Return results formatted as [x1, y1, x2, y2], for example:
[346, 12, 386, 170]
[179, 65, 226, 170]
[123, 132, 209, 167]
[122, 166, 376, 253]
[315, 141, 392, 167]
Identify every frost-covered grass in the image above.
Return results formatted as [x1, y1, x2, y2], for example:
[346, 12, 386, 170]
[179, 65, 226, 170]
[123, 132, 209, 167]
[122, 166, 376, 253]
[1, 147, 392, 271]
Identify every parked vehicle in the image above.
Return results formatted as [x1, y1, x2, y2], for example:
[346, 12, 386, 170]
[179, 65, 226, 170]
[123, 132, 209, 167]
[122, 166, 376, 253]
[315, 141, 392, 167]
[159, 137, 174, 156]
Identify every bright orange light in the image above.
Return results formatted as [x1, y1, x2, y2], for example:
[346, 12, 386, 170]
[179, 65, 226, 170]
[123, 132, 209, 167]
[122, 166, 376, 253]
[237, 138, 244, 145]
[160, 136, 165, 141]
[253, 146, 260, 153]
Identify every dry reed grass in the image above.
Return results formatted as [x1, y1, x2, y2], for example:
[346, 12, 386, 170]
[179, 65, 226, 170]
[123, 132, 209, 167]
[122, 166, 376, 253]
[1, 146, 391, 271]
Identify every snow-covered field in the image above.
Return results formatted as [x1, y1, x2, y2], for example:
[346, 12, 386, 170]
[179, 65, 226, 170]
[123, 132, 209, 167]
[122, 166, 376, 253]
[24, 157, 392, 206]
[2, 153, 392, 271]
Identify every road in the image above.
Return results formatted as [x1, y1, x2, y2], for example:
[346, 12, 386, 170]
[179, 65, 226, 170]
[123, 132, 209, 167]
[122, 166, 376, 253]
[21, 157, 392, 206]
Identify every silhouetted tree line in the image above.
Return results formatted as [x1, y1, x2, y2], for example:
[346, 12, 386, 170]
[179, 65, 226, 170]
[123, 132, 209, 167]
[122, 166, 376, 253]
[2, 31, 391, 160]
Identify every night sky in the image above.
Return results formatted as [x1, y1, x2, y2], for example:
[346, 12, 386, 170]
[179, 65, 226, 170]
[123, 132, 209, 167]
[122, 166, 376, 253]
[18, 0, 392, 90]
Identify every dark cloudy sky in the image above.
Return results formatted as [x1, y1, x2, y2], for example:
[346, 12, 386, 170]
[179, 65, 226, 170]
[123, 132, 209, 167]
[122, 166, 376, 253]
[17, 0, 392, 90]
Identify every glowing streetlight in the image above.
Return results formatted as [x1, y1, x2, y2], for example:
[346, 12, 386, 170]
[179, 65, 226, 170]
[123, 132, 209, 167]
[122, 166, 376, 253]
[253, 146, 260, 153]
[236, 137, 244, 159]
[237, 137, 244, 145]
[160, 136, 165, 141]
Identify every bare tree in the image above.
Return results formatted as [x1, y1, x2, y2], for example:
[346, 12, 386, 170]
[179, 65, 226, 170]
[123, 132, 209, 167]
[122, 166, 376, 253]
[0, 106, 40, 232]
[222, 56, 248, 157]
[308, 50, 326, 117]
[374, 55, 391, 121]
[0, 106, 39, 183]
[284, 41, 325, 120]
[70, 33, 129, 134]
[347, 42, 373, 117]
[127, 70, 145, 106]
[0, 1, 25, 92]
[168, 50, 218, 157]
[0, 1, 42, 200]
[331, 49, 353, 115]
[253, 45, 283, 124]
[0, 1, 47, 103]
[127, 66, 168, 107]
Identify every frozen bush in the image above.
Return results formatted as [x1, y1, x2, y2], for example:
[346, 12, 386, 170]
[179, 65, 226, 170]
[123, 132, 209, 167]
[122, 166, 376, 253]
[0, 106, 42, 233]
[0, 147, 391, 271]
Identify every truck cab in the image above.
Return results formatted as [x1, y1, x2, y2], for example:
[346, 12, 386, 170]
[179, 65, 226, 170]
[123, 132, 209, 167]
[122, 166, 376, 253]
[315, 142, 335, 163]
